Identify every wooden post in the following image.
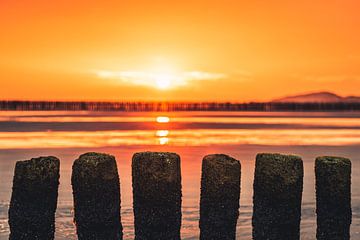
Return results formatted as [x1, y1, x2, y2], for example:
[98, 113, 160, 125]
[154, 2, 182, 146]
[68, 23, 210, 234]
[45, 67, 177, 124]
[132, 152, 182, 240]
[72, 152, 122, 239]
[315, 156, 351, 240]
[9, 156, 60, 240]
[252, 153, 303, 240]
[199, 154, 241, 240]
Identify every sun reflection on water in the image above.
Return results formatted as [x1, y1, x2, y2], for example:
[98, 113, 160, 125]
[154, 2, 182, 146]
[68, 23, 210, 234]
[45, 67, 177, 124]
[156, 116, 170, 123]
[158, 137, 169, 145]
[156, 130, 169, 145]
[156, 130, 169, 137]
[1, 129, 360, 148]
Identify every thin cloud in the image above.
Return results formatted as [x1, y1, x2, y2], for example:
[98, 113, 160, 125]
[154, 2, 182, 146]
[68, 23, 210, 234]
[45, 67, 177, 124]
[94, 70, 227, 89]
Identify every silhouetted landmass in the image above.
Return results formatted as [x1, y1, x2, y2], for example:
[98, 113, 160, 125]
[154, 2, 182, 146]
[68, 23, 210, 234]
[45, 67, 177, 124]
[1, 100, 360, 111]
[273, 91, 360, 103]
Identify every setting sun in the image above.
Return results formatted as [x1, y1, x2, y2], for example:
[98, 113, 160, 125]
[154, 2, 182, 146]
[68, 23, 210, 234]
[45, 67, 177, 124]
[154, 73, 172, 90]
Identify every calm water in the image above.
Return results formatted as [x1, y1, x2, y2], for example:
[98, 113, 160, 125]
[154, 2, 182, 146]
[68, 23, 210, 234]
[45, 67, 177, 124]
[0, 111, 359, 239]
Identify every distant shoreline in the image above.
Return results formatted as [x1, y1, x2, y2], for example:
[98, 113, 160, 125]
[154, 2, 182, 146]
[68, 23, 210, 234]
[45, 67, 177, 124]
[1, 100, 360, 112]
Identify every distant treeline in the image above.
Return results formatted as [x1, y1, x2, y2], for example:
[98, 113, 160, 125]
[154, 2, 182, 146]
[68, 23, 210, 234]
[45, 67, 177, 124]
[1, 100, 360, 111]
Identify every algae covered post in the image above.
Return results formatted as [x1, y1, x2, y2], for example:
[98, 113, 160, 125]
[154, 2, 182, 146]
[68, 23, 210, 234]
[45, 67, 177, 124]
[252, 153, 303, 240]
[199, 154, 241, 240]
[8, 156, 60, 240]
[315, 156, 352, 240]
[132, 152, 182, 240]
[72, 152, 123, 240]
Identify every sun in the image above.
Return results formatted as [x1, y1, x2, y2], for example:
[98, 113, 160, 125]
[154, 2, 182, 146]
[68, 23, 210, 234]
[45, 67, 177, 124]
[154, 73, 172, 90]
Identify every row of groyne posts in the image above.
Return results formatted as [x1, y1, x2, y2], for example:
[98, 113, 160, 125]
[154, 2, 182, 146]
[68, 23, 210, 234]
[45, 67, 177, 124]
[8, 152, 351, 240]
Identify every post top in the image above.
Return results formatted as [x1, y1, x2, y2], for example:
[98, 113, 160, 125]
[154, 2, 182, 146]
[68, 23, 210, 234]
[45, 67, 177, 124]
[133, 151, 179, 160]
[76, 152, 115, 165]
[316, 156, 351, 166]
[203, 154, 240, 167]
[256, 153, 302, 162]
[73, 152, 118, 180]
[15, 156, 59, 181]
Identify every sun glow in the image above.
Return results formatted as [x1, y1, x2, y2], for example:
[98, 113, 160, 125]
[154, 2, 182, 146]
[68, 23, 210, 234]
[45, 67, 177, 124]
[95, 69, 226, 90]
[154, 73, 172, 90]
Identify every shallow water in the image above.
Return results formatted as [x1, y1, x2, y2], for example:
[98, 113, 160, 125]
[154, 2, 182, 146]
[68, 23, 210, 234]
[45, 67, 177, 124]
[0, 111, 359, 239]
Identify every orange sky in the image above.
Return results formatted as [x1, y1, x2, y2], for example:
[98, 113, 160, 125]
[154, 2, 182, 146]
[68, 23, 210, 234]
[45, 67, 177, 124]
[1, 0, 360, 102]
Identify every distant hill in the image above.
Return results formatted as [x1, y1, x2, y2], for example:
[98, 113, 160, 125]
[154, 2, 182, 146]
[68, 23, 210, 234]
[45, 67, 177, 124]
[273, 92, 360, 103]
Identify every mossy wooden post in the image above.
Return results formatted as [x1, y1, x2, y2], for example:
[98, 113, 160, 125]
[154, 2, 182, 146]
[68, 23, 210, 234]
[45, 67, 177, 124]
[8, 156, 60, 240]
[199, 154, 241, 240]
[132, 152, 182, 240]
[315, 156, 351, 240]
[252, 153, 303, 240]
[72, 152, 123, 240]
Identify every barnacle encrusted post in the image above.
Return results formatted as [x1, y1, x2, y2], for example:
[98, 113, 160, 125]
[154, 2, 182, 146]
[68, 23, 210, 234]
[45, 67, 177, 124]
[9, 156, 60, 240]
[252, 153, 303, 240]
[132, 152, 182, 240]
[199, 154, 241, 240]
[72, 152, 122, 240]
[315, 156, 351, 240]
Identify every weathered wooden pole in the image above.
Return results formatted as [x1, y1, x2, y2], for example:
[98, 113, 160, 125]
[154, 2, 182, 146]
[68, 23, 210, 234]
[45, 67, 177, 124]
[315, 156, 351, 240]
[72, 152, 122, 240]
[199, 154, 241, 240]
[252, 153, 303, 240]
[8, 156, 60, 240]
[132, 152, 182, 240]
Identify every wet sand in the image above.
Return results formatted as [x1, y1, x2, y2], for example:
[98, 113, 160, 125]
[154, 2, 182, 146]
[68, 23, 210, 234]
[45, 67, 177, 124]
[0, 111, 359, 239]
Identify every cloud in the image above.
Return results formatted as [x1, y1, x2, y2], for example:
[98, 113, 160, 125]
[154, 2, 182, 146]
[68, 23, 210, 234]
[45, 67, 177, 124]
[94, 70, 227, 89]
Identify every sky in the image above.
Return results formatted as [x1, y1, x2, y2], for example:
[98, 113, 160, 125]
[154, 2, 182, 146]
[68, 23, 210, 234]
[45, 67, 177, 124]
[1, 0, 360, 102]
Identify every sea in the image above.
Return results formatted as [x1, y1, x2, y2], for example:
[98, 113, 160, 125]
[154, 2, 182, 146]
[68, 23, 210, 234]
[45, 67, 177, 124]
[0, 111, 359, 239]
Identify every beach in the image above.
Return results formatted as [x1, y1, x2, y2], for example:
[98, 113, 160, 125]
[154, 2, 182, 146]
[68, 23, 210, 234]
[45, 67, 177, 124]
[0, 111, 359, 239]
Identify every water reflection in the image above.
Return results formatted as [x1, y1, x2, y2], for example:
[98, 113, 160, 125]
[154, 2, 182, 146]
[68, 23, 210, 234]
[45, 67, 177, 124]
[3, 112, 360, 129]
[156, 130, 169, 137]
[156, 116, 170, 123]
[0, 112, 360, 239]
[156, 130, 170, 145]
[1, 129, 360, 149]
[156, 116, 170, 145]
[158, 137, 169, 145]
